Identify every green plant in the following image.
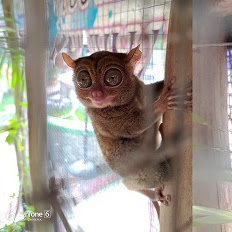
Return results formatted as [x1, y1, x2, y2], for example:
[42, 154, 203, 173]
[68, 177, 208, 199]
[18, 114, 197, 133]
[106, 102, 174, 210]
[0, 0, 32, 230]
[193, 205, 232, 227]
[0, 220, 25, 232]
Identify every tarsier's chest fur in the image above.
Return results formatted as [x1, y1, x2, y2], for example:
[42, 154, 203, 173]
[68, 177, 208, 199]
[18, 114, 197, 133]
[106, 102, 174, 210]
[87, 80, 168, 189]
[88, 84, 148, 159]
[88, 97, 160, 171]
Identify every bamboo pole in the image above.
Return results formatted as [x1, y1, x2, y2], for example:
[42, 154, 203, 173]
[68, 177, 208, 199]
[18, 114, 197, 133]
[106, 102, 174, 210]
[159, 0, 192, 231]
[1, 0, 33, 230]
[24, 0, 54, 231]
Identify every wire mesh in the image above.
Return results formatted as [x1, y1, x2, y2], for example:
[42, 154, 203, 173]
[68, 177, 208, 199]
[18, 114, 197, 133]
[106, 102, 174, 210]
[227, 47, 232, 167]
[47, 0, 171, 231]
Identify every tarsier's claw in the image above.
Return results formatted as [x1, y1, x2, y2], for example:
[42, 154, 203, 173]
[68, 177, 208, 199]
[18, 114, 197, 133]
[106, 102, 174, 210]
[184, 100, 192, 104]
[165, 77, 176, 92]
[186, 91, 192, 97]
[163, 201, 168, 206]
[166, 194, 171, 202]
[154, 186, 171, 206]
[167, 81, 192, 112]
[169, 76, 176, 85]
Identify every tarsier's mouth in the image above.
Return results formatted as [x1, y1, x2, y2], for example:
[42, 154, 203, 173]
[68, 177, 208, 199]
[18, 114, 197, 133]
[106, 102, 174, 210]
[91, 96, 115, 107]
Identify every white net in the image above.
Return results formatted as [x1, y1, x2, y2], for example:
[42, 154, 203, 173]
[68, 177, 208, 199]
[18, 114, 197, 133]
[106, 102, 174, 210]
[46, 0, 171, 231]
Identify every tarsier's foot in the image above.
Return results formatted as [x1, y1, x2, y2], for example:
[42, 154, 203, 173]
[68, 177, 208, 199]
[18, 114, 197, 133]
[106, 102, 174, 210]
[154, 77, 192, 113]
[154, 185, 171, 206]
[138, 185, 171, 206]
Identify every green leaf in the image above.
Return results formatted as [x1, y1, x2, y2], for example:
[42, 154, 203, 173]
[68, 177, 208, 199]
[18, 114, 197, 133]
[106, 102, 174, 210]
[23, 203, 34, 213]
[24, 215, 30, 221]
[9, 118, 18, 124]
[12, 223, 22, 231]
[23, 166, 29, 174]
[16, 221, 25, 228]
[27, 205, 35, 212]
[6, 58, 11, 86]
[0, 47, 24, 55]
[0, 220, 26, 231]
[0, 17, 17, 23]
[16, 66, 21, 87]
[25, 180, 30, 186]
[17, 141, 24, 151]
[1, 223, 13, 231]
[193, 206, 232, 227]
[18, 160, 23, 166]
[12, 64, 17, 88]
[5, 134, 15, 144]
[0, 52, 6, 77]
[192, 143, 205, 150]
[194, 205, 232, 216]
[10, 193, 16, 198]
[193, 113, 209, 126]
[19, 101, 27, 107]
[9, 129, 17, 135]
[0, 27, 17, 33]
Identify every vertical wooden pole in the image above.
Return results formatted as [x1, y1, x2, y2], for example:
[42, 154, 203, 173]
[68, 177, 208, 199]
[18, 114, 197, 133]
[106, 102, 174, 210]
[24, 0, 54, 231]
[193, 1, 231, 232]
[159, 0, 192, 231]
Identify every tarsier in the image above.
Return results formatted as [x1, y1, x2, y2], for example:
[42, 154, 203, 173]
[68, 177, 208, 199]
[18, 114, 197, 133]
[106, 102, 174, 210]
[62, 45, 192, 209]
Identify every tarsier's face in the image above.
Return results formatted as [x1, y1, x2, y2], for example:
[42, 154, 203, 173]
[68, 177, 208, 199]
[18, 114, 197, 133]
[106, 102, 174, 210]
[62, 46, 142, 108]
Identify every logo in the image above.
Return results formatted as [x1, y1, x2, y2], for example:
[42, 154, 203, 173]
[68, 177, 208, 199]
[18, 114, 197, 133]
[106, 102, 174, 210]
[44, 210, 51, 218]
[5, 210, 52, 222]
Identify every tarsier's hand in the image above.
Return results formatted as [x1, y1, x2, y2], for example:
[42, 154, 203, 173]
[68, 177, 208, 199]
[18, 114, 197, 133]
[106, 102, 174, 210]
[154, 77, 192, 113]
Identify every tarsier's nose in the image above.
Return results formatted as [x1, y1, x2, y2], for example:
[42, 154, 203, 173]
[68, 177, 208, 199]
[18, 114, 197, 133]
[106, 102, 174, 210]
[91, 90, 104, 99]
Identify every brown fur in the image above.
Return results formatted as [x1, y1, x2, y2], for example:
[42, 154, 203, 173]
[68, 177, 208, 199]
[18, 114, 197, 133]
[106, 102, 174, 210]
[62, 47, 174, 191]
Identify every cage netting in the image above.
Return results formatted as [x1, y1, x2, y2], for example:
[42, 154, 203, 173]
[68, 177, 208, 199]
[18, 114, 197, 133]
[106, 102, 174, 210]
[227, 47, 232, 168]
[47, 0, 171, 231]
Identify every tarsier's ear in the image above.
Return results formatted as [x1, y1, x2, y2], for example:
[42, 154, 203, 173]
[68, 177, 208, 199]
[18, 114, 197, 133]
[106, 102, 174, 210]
[125, 45, 142, 67]
[62, 53, 75, 69]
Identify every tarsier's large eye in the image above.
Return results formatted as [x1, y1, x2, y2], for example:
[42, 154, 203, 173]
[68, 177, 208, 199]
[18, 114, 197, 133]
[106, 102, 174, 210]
[104, 68, 123, 87]
[76, 70, 92, 88]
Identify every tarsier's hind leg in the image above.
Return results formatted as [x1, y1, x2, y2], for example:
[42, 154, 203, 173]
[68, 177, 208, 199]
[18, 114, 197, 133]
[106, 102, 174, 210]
[123, 159, 172, 197]
[122, 158, 172, 189]
[123, 178, 171, 206]
[123, 177, 171, 217]
[138, 186, 171, 218]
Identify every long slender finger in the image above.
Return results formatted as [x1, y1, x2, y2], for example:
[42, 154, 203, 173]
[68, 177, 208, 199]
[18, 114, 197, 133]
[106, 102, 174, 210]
[168, 105, 192, 111]
[168, 88, 192, 99]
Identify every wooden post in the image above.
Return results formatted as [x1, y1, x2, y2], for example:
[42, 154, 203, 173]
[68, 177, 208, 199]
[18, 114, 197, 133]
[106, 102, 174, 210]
[24, 0, 54, 231]
[193, 1, 232, 232]
[159, 0, 192, 231]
